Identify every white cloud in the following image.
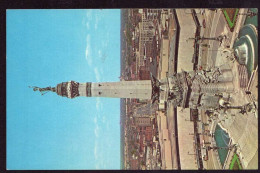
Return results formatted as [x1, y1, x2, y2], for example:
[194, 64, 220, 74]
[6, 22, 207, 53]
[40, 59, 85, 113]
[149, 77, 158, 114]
[95, 163, 100, 169]
[94, 123, 99, 137]
[93, 113, 99, 167]
[100, 68, 104, 75]
[85, 34, 92, 66]
[102, 116, 106, 123]
[106, 32, 110, 39]
[96, 98, 100, 110]
[81, 18, 85, 26]
[94, 67, 101, 82]
[94, 13, 102, 30]
[94, 116, 97, 124]
[94, 141, 99, 169]
[102, 39, 109, 48]
[86, 34, 91, 46]
[86, 10, 93, 20]
[94, 138, 109, 169]
[106, 122, 109, 129]
[94, 143, 107, 169]
[86, 22, 90, 30]
[94, 23, 98, 30]
[95, 97, 103, 112]
[98, 50, 107, 63]
[98, 50, 102, 57]
[94, 145, 98, 160]
[94, 17, 98, 29]
[93, 107, 99, 138]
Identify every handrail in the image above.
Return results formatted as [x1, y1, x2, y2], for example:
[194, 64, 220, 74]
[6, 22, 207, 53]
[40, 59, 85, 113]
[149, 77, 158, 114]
[222, 139, 233, 169]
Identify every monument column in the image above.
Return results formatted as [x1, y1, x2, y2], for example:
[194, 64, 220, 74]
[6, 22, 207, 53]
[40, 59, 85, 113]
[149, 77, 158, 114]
[90, 80, 152, 99]
[31, 80, 152, 100]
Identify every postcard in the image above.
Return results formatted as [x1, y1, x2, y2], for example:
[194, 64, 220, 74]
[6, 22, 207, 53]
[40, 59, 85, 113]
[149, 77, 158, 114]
[6, 8, 258, 170]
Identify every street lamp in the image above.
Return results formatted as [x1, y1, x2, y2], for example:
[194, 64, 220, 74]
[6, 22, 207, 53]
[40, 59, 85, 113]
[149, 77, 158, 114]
[219, 103, 254, 114]
[188, 34, 227, 46]
[206, 144, 237, 151]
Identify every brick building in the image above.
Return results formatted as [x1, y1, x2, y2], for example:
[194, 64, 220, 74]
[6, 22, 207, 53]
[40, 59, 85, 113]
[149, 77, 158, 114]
[134, 117, 151, 126]
[139, 66, 151, 80]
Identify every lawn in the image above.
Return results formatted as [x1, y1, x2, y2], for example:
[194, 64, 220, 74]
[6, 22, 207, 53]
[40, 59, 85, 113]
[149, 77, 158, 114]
[229, 153, 242, 170]
[223, 8, 239, 31]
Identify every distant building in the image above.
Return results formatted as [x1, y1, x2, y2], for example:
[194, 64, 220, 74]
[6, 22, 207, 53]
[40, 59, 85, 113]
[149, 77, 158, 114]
[133, 102, 157, 118]
[139, 66, 151, 80]
[135, 11, 156, 68]
[144, 126, 153, 143]
[130, 159, 139, 170]
[146, 9, 161, 20]
[145, 42, 154, 60]
[135, 117, 151, 127]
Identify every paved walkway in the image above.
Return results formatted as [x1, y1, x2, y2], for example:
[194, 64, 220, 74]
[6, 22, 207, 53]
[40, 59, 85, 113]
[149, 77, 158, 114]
[199, 10, 215, 69]
[174, 9, 198, 170]
[197, 8, 258, 170]
[212, 8, 258, 170]
[168, 11, 178, 74]
[164, 8, 257, 170]
[166, 102, 178, 169]
[200, 111, 222, 169]
[247, 66, 258, 104]
[218, 76, 258, 169]
[223, 145, 236, 169]
[177, 107, 198, 169]
[206, 9, 226, 67]
[159, 10, 180, 169]
[175, 9, 196, 72]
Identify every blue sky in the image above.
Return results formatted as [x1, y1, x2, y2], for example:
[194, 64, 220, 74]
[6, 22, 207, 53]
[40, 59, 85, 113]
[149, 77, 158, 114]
[7, 9, 121, 170]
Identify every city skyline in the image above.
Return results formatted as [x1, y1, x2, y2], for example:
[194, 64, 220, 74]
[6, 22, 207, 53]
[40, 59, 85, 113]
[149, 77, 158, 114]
[7, 9, 121, 170]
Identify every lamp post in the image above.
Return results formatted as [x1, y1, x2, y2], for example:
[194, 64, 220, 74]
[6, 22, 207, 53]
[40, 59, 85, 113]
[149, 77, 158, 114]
[207, 144, 237, 151]
[188, 35, 227, 46]
[220, 103, 253, 114]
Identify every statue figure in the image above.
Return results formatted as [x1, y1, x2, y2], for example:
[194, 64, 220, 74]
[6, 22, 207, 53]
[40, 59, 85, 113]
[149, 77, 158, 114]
[29, 86, 55, 95]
